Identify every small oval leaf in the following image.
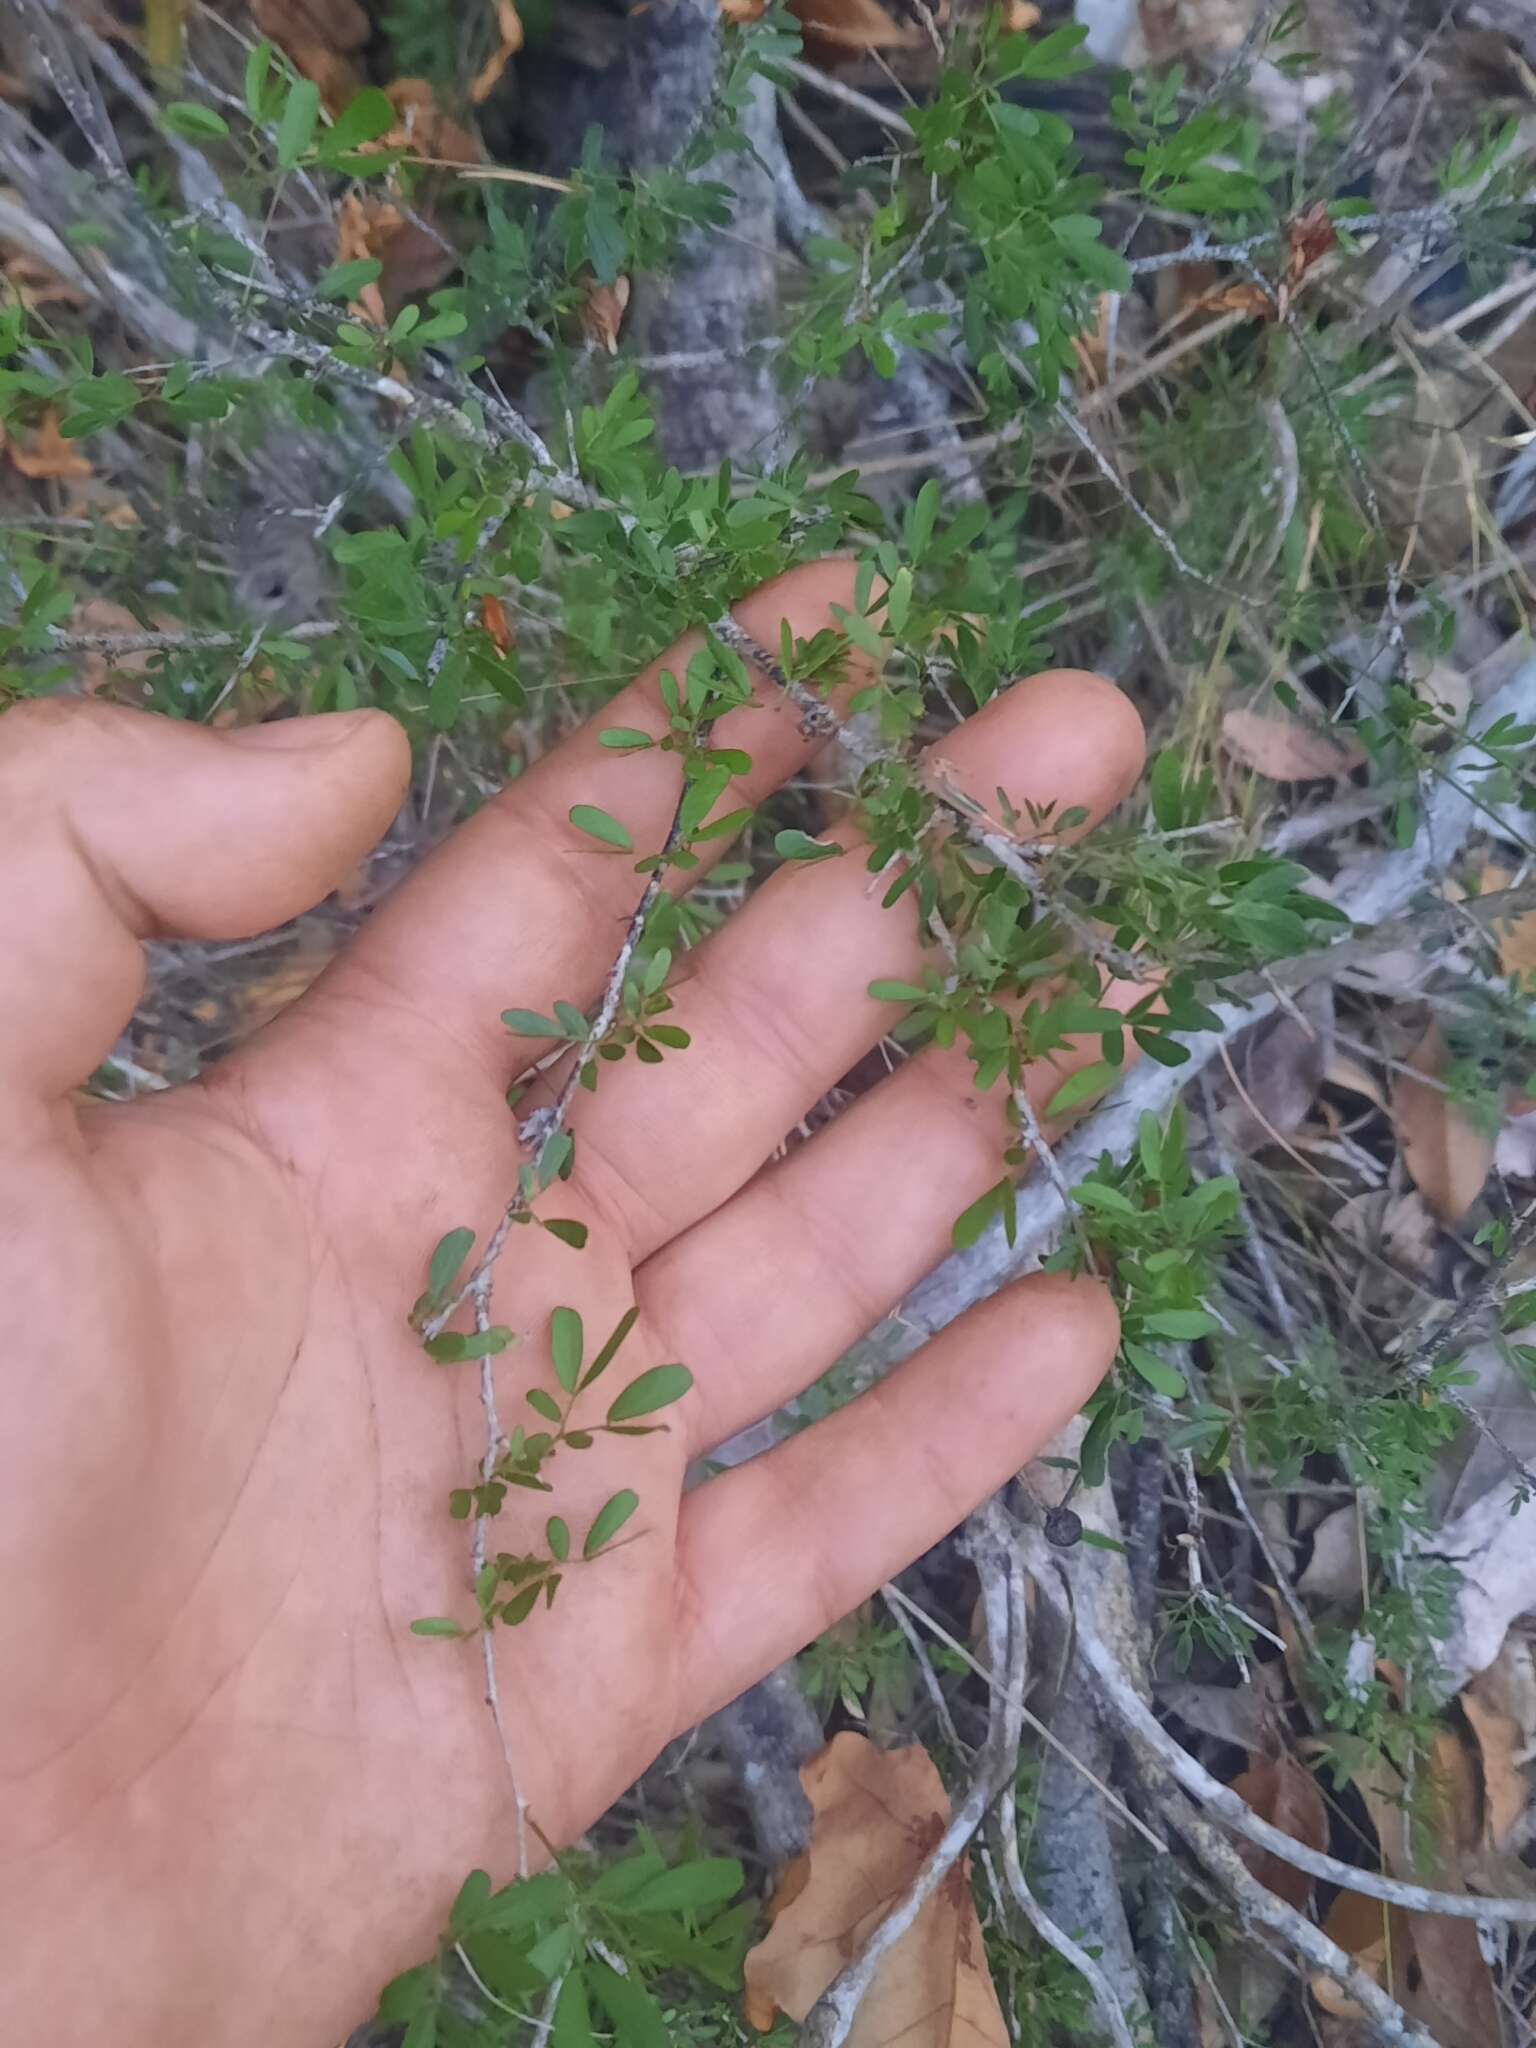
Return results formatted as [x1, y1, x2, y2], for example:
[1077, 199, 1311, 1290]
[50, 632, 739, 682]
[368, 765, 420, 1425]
[607, 1364, 693, 1423]
[584, 1489, 639, 1558]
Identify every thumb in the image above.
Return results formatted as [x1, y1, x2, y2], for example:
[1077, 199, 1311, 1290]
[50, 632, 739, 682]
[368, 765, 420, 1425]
[0, 700, 410, 1102]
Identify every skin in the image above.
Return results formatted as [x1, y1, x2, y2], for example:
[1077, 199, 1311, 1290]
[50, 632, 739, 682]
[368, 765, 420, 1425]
[0, 561, 1145, 2046]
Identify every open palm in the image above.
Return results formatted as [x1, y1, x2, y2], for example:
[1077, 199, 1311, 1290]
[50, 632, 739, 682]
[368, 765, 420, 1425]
[0, 562, 1143, 2046]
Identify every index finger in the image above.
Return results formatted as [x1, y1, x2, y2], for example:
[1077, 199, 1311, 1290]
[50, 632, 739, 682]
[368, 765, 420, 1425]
[318, 560, 875, 1084]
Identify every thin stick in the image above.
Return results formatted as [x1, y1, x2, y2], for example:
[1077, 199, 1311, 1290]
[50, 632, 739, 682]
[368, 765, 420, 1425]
[979, 1515, 1140, 2048]
[881, 1579, 1167, 1854]
[709, 615, 1148, 983]
[427, 731, 713, 1339]
[1023, 1525, 1536, 1925]
[797, 1511, 1022, 2048]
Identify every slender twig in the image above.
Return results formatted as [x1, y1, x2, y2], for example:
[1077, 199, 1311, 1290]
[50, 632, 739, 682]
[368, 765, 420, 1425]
[878, 658, 1536, 1357]
[978, 1512, 1140, 2048]
[528, 1970, 567, 2048]
[880, 1586, 962, 1750]
[881, 1578, 1167, 1854]
[797, 1509, 1024, 2048]
[775, 55, 915, 139]
[709, 614, 1149, 982]
[1054, 399, 1250, 604]
[1154, 1778, 1435, 2048]
[48, 620, 339, 653]
[427, 735, 714, 1341]
[1023, 1524, 1536, 1925]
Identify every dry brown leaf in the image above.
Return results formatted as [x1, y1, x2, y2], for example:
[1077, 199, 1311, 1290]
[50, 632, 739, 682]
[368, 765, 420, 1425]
[1391, 1022, 1496, 1224]
[251, 0, 366, 102]
[580, 275, 631, 355]
[385, 78, 481, 165]
[1333, 1741, 1502, 2048]
[1221, 704, 1365, 781]
[742, 1733, 1006, 2046]
[470, 0, 524, 104]
[789, 0, 925, 56]
[1230, 1752, 1329, 1913]
[336, 189, 456, 323]
[1, 245, 89, 312]
[1476, 864, 1536, 980]
[1209, 981, 1334, 1152]
[1310, 1889, 1411, 2019]
[998, 1, 1042, 27]
[479, 593, 513, 655]
[1323, 1050, 1386, 1108]
[1196, 278, 1279, 322]
[1463, 1670, 1534, 1851]
[1413, 660, 1472, 725]
[1298, 1503, 1363, 1604]
[3, 408, 92, 480]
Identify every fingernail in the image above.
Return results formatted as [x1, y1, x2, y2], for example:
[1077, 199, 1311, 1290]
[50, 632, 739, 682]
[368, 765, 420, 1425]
[224, 711, 379, 752]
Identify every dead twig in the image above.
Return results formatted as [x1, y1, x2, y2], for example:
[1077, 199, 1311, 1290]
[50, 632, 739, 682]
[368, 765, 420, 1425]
[796, 1508, 1026, 2048]
[1023, 1523, 1536, 1926]
[976, 1508, 1139, 2048]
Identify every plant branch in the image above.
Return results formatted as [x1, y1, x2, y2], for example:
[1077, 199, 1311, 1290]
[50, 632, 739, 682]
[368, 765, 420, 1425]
[796, 1505, 1024, 2048]
[978, 1510, 1139, 2048]
[870, 656, 1536, 1361]
[1021, 1520, 1536, 1926]
[708, 614, 1149, 982]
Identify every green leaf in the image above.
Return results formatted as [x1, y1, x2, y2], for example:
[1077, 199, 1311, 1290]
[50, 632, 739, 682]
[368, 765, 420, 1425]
[410, 1616, 465, 1638]
[502, 1008, 559, 1037]
[885, 565, 913, 634]
[626, 1858, 744, 1911]
[475, 1870, 569, 1933]
[580, 1305, 640, 1389]
[550, 1306, 583, 1393]
[161, 101, 230, 140]
[599, 727, 655, 750]
[553, 1967, 595, 2048]
[606, 1365, 693, 1423]
[432, 1325, 511, 1362]
[1078, 1529, 1128, 1554]
[501, 1585, 541, 1626]
[276, 78, 321, 169]
[586, 1962, 670, 2048]
[449, 1869, 491, 1935]
[1044, 1062, 1117, 1117]
[243, 40, 274, 121]
[428, 1226, 475, 1301]
[570, 803, 634, 852]
[905, 478, 941, 560]
[1124, 1343, 1188, 1399]
[316, 257, 384, 300]
[1137, 1113, 1164, 1183]
[584, 1489, 639, 1557]
[526, 1387, 562, 1423]
[325, 86, 395, 154]
[402, 2010, 438, 2048]
[952, 1178, 1008, 1251]
[542, 1217, 589, 1251]
[547, 1516, 570, 1562]
[1140, 1309, 1219, 1339]
[868, 978, 929, 1003]
[774, 829, 842, 863]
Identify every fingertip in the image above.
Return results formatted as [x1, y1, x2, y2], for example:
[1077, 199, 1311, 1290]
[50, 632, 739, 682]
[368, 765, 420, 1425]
[944, 667, 1145, 841]
[997, 1267, 1121, 1407]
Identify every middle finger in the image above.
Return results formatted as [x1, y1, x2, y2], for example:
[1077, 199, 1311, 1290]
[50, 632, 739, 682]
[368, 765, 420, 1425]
[554, 666, 1145, 1260]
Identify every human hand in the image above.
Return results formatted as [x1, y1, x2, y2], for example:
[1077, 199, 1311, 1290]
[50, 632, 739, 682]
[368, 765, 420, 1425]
[0, 561, 1144, 2046]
